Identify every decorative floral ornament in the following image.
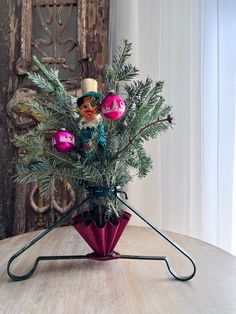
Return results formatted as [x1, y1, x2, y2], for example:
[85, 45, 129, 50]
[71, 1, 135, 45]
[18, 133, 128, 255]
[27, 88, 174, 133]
[101, 91, 126, 120]
[52, 129, 75, 153]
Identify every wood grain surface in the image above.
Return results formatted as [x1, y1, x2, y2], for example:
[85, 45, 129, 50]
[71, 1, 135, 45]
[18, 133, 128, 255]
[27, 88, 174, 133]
[0, 225, 236, 314]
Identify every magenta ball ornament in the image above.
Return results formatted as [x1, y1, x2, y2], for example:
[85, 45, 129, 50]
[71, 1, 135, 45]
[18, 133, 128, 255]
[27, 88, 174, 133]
[52, 130, 75, 153]
[101, 92, 126, 120]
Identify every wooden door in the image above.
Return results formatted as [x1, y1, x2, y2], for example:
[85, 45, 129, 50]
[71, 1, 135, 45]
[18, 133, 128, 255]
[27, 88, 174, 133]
[0, 0, 109, 238]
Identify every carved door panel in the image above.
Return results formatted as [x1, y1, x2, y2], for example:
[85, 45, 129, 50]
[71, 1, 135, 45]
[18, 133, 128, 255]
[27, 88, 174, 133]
[1, 0, 109, 237]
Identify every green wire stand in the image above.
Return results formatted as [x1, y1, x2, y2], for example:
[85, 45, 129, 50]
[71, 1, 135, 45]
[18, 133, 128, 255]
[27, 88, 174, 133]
[7, 186, 196, 281]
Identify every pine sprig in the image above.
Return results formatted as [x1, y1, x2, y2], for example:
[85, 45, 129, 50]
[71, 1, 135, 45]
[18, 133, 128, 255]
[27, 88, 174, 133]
[125, 143, 153, 178]
[114, 116, 172, 161]
[30, 99, 52, 121]
[125, 78, 153, 107]
[106, 39, 139, 91]
[31, 56, 66, 97]
[113, 40, 133, 70]
[27, 72, 54, 93]
[15, 161, 53, 184]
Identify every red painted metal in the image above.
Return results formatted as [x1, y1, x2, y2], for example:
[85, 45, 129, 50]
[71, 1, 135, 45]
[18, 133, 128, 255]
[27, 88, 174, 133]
[73, 211, 131, 257]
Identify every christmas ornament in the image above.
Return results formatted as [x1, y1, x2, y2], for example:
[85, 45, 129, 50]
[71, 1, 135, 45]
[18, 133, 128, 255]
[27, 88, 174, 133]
[52, 129, 75, 153]
[80, 115, 106, 159]
[76, 78, 104, 114]
[76, 79, 106, 159]
[101, 92, 126, 120]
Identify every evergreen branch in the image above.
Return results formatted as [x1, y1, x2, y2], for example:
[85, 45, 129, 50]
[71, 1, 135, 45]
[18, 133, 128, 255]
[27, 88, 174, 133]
[106, 39, 139, 91]
[42, 99, 78, 131]
[53, 171, 85, 182]
[125, 78, 153, 107]
[130, 81, 165, 132]
[115, 115, 173, 159]
[32, 56, 66, 97]
[12, 134, 44, 154]
[115, 64, 139, 84]
[30, 100, 52, 121]
[53, 168, 90, 183]
[112, 39, 133, 72]
[124, 142, 153, 178]
[130, 115, 172, 143]
[15, 162, 53, 184]
[27, 72, 54, 93]
[43, 149, 74, 165]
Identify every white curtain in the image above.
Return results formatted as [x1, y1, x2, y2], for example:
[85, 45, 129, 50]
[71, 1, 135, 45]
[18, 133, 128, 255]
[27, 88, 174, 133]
[202, 0, 236, 253]
[109, 0, 236, 254]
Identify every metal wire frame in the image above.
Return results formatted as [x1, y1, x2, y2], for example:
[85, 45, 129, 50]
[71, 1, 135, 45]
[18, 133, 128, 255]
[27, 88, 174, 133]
[7, 186, 196, 281]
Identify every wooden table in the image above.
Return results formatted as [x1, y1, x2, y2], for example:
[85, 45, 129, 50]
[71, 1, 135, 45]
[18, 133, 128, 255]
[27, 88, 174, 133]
[0, 225, 236, 314]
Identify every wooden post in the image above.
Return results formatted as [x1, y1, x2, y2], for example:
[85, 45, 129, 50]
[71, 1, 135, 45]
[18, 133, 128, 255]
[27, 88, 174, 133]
[0, 0, 21, 238]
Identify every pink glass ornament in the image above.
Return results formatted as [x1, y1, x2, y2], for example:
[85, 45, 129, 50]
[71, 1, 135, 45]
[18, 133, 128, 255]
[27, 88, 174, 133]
[52, 130, 75, 153]
[101, 93, 126, 120]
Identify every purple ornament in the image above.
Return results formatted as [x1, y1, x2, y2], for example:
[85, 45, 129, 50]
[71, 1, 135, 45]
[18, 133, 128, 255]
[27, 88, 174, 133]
[101, 92, 126, 120]
[52, 130, 75, 153]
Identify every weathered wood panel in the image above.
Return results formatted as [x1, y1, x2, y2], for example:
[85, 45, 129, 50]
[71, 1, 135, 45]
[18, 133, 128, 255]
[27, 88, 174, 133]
[77, 0, 109, 92]
[0, 0, 109, 238]
[15, 0, 32, 75]
[0, 0, 21, 239]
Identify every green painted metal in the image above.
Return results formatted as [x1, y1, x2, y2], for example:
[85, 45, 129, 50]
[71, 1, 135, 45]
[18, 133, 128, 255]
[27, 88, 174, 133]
[7, 186, 196, 281]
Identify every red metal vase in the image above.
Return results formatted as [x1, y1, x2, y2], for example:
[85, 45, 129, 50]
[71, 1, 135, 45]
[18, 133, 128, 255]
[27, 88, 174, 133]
[73, 211, 131, 260]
